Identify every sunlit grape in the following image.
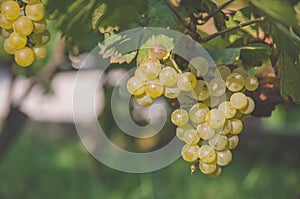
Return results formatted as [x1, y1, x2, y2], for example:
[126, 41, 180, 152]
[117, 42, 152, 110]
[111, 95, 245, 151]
[182, 144, 200, 162]
[0, 14, 13, 30]
[218, 101, 236, 119]
[13, 16, 34, 36]
[240, 97, 255, 114]
[227, 134, 239, 149]
[32, 44, 47, 60]
[230, 92, 248, 109]
[127, 76, 145, 96]
[196, 123, 215, 140]
[206, 109, 226, 129]
[208, 77, 226, 97]
[245, 76, 259, 91]
[8, 32, 27, 50]
[14, 47, 35, 67]
[138, 61, 161, 80]
[163, 86, 181, 99]
[145, 79, 164, 98]
[25, 3, 45, 21]
[3, 39, 16, 54]
[198, 145, 217, 164]
[1, 0, 20, 21]
[230, 118, 243, 135]
[189, 103, 209, 124]
[226, 72, 245, 92]
[216, 149, 232, 166]
[199, 162, 217, 174]
[171, 109, 189, 127]
[188, 56, 209, 77]
[183, 129, 201, 145]
[176, 124, 194, 141]
[159, 66, 178, 86]
[208, 134, 228, 151]
[177, 72, 197, 91]
[135, 94, 154, 106]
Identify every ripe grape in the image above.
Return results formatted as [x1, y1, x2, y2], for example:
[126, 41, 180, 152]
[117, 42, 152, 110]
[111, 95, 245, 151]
[181, 144, 200, 162]
[177, 72, 197, 91]
[14, 47, 34, 67]
[208, 166, 222, 178]
[230, 118, 243, 135]
[145, 79, 164, 98]
[176, 124, 193, 141]
[32, 44, 47, 60]
[203, 96, 220, 108]
[188, 56, 209, 77]
[227, 134, 239, 149]
[159, 66, 178, 86]
[199, 162, 217, 174]
[240, 97, 255, 114]
[8, 32, 27, 49]
[135, 94, 154, 106]
[216, 149, 232, 166]
[25, 3, 45, 21]
[230, 92, 248, 109]
[198, 145, 217, 164]
[193, 80, 210, 101]
[189, 103, 209, 124]
[138, 61, 161, 80]
[150, 44, 167, 60]
[183, 129, 201, 145]
[171, 109, 189, 127]
[0, 14, 13, 30]
[196, 123, 215, 140]
[218, 101, 236, 119]
[13, 16, 34, 36]
[164, 86, 181, 99]
[3, 39, 16, 54]
[233, 67, 248, 78]
[127, 76, 145, 96]
[215, 65, 231, 80]
[217, 120, 231, 135]
[1, 0, 20, 21]
[226, 72, 245, 92]
[206, 109, 226, 129]
[208, 77, 226, 97]
[208, 134, 228, 151]
[245, 76, 259, 91]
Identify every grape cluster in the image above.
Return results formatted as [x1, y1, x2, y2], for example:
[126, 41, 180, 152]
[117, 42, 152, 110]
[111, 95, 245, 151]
[127, 45, 259, 178]
[0, 0, 49, 67]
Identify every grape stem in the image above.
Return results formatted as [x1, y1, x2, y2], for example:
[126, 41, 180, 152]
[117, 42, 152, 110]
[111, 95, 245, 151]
[170, 53, 183, 74]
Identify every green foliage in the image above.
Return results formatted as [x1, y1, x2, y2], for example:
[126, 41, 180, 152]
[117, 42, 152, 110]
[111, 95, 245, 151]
[239, 43, 272, 68]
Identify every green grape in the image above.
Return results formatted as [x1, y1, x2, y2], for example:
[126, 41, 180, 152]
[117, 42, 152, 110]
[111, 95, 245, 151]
[177, 72, 197, 91]
[189, 103, 209, 124]
[233, 67, 248, 78]
[206, 109, 226, 129]
[208, 166, 222, 178]
[230, 118, 243, 135]
[208, 77, 226, 97]
[188, 56, 209, 77]
[215, 65, 231, 80]
[240, 97, 255, 115]
[8, 32, 27, 50]
[183, 129, 200, 145]
[208, 134, 228, 151]
[227, 134, 239, 149]
[218, 101, 236, 119]
[1, 0, 20, 21]
[13, 16, 33, 36]
[32, 19, 47, 33]
[171, 109, 189, 127]
[145, 79, 164, 98]
[22, 0, 40, 4]
[138, 61, 161, 80]
[198, 145, 217, 164]
[176, 124, 194, 141]
[25, 3, 45, 21]
[199, 161, 217, 174]
[127, 76, 145, 96]
[0, 14, 13, 29]
[196, 123, 215, 140]
[150, 44, 167, 60]
[193, 80, 210, 101]
[245, 76, 259, 91]
[159, 66, 178, 86]
[230, 92, 248, 109]
[135, 94, 154, 106]
[203, 96, 220, 108]
[216, 149, 232, 166]
[217, 120, 231, 135]
[181, 144, 200, 162]
[31, 29, 50, 44]
[3, 39, 16, 54]
[226, 72, 245, 92]
[163, 86, 181, 99]
[14, 47, 35, 67]
[32, 44, 47, 60]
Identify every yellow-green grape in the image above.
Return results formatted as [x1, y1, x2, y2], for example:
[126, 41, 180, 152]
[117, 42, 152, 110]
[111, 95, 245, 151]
[159, 66, 178, 86]
[208, 77, 226, 97]
[177, 72, 197, 91]
[227, 134, 239, 149]
[138, 61, 161, 80]
[234, 110, 244, 119]
[230, 92, 248, 109]
[189, 103, 209, 124]
[25, 3, 45, 21]
[233, 67, 248, 78]
[240, 97, 255, 114]
[206, 109, 226, 129]
[0, 14, 13, 29]
[218, 101, 236, 119]
[14, 47, 35, 67]
[32, 44, 47, 60]
[192, 80, 210, 101]
[1, 0, 20, 21]
[196, 123, 215, 140]
[181, 144, 200, 162]
[171, 109, 189, 127]
[217, 120, 231, 135]
[164, 86, 181, 99]
[203, 96, 220, 108]
[245, 76, 259, 91]
[8, 32, 27, 50]
[22, 0, 40, 4]
[226, 72, 245, 92]
[215, 65, 231, 80]
[3, 39, 16, 54]
[183, 129, 200, 145]
[198, 145, 217, 164]
[208, 166, 222, 178]
[135, 94, 154, 106]
[230, 118, 243, 135]
[216, 149, 232, 166]
[188, 56, 209, 77]
[208, 134, 228, 151]
[13, 16, 34, 36]
[176, 124, 194, 141]
[150, 44, 168, 60]
[31, 29, 50, 44]
[145, 79, 164, 98]
[32, 19, 47, 33]
[127, 76, 145, 96]
[199, 161, 217, 174]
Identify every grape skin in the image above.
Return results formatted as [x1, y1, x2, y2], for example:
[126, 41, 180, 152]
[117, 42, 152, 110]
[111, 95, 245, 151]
[1, 0, 20, 21]
[13, 16, 34, 36]
[177, 72, 197, 91]
[14, 47, 35, 67]
[171, 109, 189, 127]
[25, 3, 45, 21]
[206, 109, 226, 129]
[159, 66, 178, 87]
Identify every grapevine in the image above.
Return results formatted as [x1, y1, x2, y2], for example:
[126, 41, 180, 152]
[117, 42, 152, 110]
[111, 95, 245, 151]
[0, 0, 49, 67]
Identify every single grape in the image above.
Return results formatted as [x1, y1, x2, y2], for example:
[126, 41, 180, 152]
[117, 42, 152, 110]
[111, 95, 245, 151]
[181, 144, 200, 162]
[245, 76, 259, 91]
[183, 129, 201, 145]
[215, 65, 231, 80]
[189, 103, 209, 124]
[216, 149, 232, 166]
[230, 92, 248, 109]
[159, 66, 178, 86]
[32, 44, 47, 60]
[0, 14, 13, 30]
[206, 109, 226, 129]
[25, 3, 45, 21]
[218, 101, 236, 119]
[127, 76, 145, 96]
[208, 77, 226, 97]
[150, 44, 167, 60]
[192, 80, 210, 101]
[177, 72, 197, 91]
[196, 123, 215, 140]
[13, 16, 34, 36]
[208, 166, 222, 178]
[240, 97, 255, 115]
[176, 124, 194, 141]
[208, 134, 228, 151]
[163, 86, 181, 99]
[32, 19, 47, 33]
[171, 109, 189, 127]
[233, 67, 248, 78]
[230, 118, 243, 135]
[226, 72, 245, 92]
[1, 0, 20, 21]
[217, 120, 231, 135]
[145, 79, 164, 98]
[8, 32, 27, 50]
[3, 39, 16, 54]
[31, 29, 50, 44]
[135, 94, 154, 106]
[14, 47, 35, 67]
[138, 61, 161, 80]
[199, 161, 217, 174]
[227, 134, 239, 149]
[198, 145, 217, 164]
[188, 56, 209, 77]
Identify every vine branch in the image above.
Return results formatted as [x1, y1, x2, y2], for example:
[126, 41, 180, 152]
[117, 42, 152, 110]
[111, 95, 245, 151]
[201, 0, 234, 23]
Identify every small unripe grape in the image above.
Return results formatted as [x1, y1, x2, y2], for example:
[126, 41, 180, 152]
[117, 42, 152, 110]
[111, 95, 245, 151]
[245, 76, 259, 91]
[1, 0, 20, 21]
[145, 79, 164, 98]
[177, 72, 197, 91]
[13, 16, 34, 36]
[135, 94, 154, 106]
[138, 61, 161, 80]
[227, 134, 239, 149]
[31, 29, 50, 44]
[176, 124, 193, 141]
[198, 145, 217, 164]
[206, 109, 226, 129]
[3, 39, 16, 54]
[150, 44, 167, 60]
[218, 101, 236, 119]
[171, 109, 189, 127]
[230, 118, 243, 135]
[127, 76, 145, 96]
[226, 73, 245, 92]
[193, 80, 210, 101]
[233, 67, 248, 78]
[8, 32, 27, 50]
[216, 149, 232, 166]
[14, 47, 35, 67]
[196, 123, 215, 140]
[25, 3, 45, 21]
[159, 66, 178, 86]
[199, 162, 217, 174]
[183, 129, 200, 145]
[189, 103, 209, 124]
[188, 56, 209, 77]
[164, 86, 181, 99]
[32, 19, 47, 33]
[181, 144, 200, 162]
[32, 44, 47, 60]
[230, 92, 248, 109]
[215, 65, 231, 80]
[0, 14, 13, 30]
[208, 134, 228, 151]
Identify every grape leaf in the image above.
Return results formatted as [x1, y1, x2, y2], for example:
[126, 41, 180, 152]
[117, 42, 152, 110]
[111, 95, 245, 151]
[207, 48, 240, 65]
[239, 43, 272, 68]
